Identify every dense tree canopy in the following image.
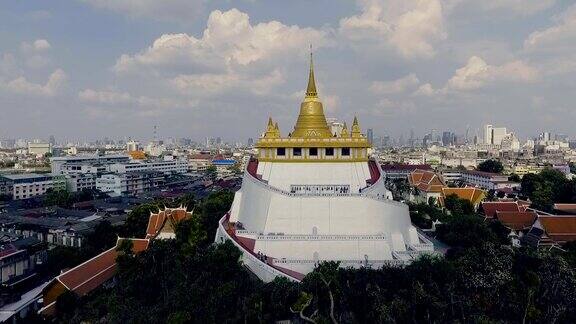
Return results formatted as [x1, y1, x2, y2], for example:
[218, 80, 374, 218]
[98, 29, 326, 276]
[47, 190, 576, 323]
[477, 159, 504, 173]
[521, 168, 576, 211]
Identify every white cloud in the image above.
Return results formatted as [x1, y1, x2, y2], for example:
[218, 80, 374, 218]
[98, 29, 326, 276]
[370, 73, 420, 94]
[414, 56, 538, 96]
[20, 39, 51, 53]
[78, 89, 132, 104]
[339, 0, 446, 59]
[115, 9, 329, 74]
[1, 69, 67, 97]
[450, 0, 556, 16]
[79, 0, 205, 23]
[525, 4, 576, 51]
[113, 9, 328, 97]
[78, 88, 198, 109]
[446, 56, 538, 91]
[414, 83, 436, 96]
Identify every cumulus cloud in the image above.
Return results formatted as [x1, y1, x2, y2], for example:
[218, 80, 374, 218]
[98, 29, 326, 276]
[339, 0, 446, 59]
[114, 9, 328, 73]
[525, 4, 576, 51]
[79, 0, 205, 23]
[78, 88, 198, 111]
[0, 69, 67, 97]
[450, 0, 556, 16]
[447, 56, 538, 90]
[414, 56, 538, 96]
[370, 74, 420, 94]
[113, 9, 328, 97]
[20, 39, 51, 53]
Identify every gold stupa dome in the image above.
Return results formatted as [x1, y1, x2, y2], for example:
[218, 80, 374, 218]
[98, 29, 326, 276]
[291, 51, 332, 138]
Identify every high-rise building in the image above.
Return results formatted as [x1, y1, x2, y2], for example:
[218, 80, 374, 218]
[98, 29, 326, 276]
[483, 124, 508, 145]
[215, 54, 434, 282]
[126, 140, 138, 152]
[367, 128, 374, 145]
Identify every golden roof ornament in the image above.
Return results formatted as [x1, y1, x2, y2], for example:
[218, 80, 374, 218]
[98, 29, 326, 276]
[351, 116, 362, 138]
[341, 122, 349, 137]
[263, 117, 280, 138]
[291, 48, 332, 139]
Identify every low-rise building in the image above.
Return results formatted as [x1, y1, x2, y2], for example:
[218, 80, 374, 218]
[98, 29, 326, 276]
[109, 159, 188, 175]
[96, 171, 165, 196]
[27, 143, 51, 156]
[381, 164, 432, 180]
[65, 174, 97, 192]
[461, 170, 510, 190]
[0, 174, 66, 200]
[50, 155, 130, 175]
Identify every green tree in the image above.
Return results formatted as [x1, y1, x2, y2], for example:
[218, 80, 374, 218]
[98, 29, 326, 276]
[508, 173, 521, 182]
[477, 159, 504, 173]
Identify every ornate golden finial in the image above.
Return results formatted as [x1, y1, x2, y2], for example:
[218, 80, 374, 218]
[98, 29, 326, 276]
[341, 122, 349, 137]
[306, 46, 317, 98]
[351, 116, 362, 138]
[263, 117, 280, 138]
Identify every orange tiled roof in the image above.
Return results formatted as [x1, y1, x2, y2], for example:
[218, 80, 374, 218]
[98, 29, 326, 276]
[553, 203, 576, 214]
[495, 211, 538, 231]
[539, 216, 576, 243]
[441, 187, 486, 206]
[146, 207, 192, 239]
[408, 169, 445, 193]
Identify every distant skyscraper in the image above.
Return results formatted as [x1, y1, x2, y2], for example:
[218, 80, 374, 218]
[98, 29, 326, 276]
[49, 135, 56, 146]
[247, 138, 254, 147]
[367, 128, 374, 145]
[483, 124, 508, 145]
[442, 131, 454, 146]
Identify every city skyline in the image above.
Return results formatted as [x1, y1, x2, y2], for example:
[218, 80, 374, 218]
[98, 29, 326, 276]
[1, 1, 576, 140]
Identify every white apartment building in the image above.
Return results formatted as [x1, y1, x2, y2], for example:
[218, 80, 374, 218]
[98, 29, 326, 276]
[0, 174, 66, 200]
[50, 155, 130, 175]
[65, 174, 97, 192]
[461, 170, 509, 190]
[96, 172, 165, 197]
[108, 159, 188, 174]
[27, 142, 52, 156]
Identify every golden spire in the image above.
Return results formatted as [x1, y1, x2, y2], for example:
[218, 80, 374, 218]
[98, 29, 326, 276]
[263, 117, 280, 138]
[351, 116, 362, 138]
[341, 122, 349, 137]
[291, 48, 332, 138]
[306, 48, 317, 98]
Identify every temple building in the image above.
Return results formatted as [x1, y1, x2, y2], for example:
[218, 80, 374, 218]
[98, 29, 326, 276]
[215, 53, 434, 282]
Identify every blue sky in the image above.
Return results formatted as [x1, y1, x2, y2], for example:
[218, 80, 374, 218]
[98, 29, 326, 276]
[1, 0, 576, 143]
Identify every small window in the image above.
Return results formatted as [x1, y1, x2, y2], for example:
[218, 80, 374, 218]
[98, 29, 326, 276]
[277, 148, 286, 156]
[309, 147, 318, 156]
[342, 147, 351, 156]
[325, 148, 334, 156]
[293, 148, 302, 156]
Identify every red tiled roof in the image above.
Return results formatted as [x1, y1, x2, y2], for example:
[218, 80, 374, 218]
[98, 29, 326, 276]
[145, 207, 192, 239]
[495, 211, 538, 231]
[554, 203, 576, 214]
[57, 238, 149, 297]
[539, 216, 576, 243]
[482, 201, 520, 219]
